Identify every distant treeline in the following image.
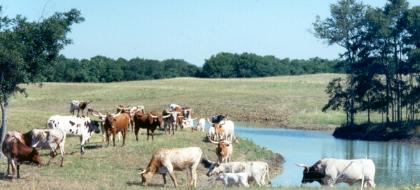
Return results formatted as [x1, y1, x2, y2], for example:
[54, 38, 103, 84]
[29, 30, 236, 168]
[46, 53, 341, 82]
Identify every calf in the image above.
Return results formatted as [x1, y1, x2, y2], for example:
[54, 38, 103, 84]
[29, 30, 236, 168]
[103, 112, 130, 146]
[2, 135, 42, 178]
[296, 158, 376, 188]
[48, 115, 100, 154]
[133, 112, 163, 141]
[31, 128, 66, 167]
[140, 147, 203, 188]
[216, 172, 250, 187]
[70, 100, 91, 117]
[202, 160, 270, 186]
[209, 139, 233, 164]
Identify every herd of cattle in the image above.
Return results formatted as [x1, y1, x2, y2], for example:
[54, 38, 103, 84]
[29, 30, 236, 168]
[2, 100, 377, 188]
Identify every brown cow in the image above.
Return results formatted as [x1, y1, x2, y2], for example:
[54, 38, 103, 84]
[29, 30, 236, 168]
[103, 112, 130, 146]
[209, 139, 233, 164]
[2, 135, 42, 178]
[133, 111, 163, 141]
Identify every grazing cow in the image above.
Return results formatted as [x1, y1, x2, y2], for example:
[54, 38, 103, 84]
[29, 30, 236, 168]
[296, 158, 376, 188]
[103, 112, 130, 146]
[70, 100, 91, 117]
[193, 118, 206, 132]
[47, 115, 100, 154]
[211, 120, 235, 141]
[202, 160, 270, 186]
[209, 139, 233, 164]
[216, 172, 250, 187]
[140, 147, 203, 188]
[31, 128, 66, 167]
[2, 135, 42, 178]
[133, 112, 163, 141]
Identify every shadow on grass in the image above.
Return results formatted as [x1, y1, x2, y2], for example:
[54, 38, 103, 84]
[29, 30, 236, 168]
[126, 181, 166, 187]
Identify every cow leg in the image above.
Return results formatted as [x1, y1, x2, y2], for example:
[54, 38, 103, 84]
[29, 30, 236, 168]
[59, 141, 65, 167]
[134, 127, 139, 142]
[122, 131, 126, 146]
[77, 109, 80, 117]
[6, 158, 11, 176]
[16, 164, 20, 179]
[11, 159, 17, 178]
[162, 173, 167, 186]
[146, 129, 149, 141]
[167, 170, 178, 187]
[112, 133, 116, 147]
[80, 136, 86, 155]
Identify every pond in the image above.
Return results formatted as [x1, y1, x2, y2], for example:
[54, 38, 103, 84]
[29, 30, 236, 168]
[235, 123, 420, 188]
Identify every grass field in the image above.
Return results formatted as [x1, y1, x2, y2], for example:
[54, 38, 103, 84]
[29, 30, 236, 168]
[5, 74, 355, 131]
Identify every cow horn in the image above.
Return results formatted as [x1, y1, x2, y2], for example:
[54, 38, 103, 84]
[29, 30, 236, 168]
[208, 137, 220, 144]
[149, 114, 158, 118]
[295, 163, 308, 168]
[139, 169, 147, 175]
[162, 115, 171, 119]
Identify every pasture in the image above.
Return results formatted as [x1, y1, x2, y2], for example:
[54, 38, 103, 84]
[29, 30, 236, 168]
[6, 74, 353, 131]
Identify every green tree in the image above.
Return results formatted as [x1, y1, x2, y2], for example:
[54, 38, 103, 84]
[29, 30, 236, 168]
[0, 8, 84, 147]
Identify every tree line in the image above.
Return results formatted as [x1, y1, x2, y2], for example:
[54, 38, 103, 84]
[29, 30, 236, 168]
[46, 53, 342, 82]
[317, 0, 419, 128]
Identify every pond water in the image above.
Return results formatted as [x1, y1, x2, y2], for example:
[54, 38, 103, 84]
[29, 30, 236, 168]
[235, 123, 420, 188]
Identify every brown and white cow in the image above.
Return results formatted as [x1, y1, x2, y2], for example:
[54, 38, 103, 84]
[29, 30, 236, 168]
[209, 139, 233, 164]
[31, 128, 66, 167]
[140, 147, 203, 188]
[2, 135, 42, 178]
[70, 100, 91, 117]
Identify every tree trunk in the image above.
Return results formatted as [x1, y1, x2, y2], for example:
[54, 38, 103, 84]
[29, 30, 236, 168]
[0, 98, 8, 156]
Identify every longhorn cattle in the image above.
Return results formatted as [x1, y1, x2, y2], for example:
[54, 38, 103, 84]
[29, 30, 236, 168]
[211, 120, 235, 142]
[209, 139, 233, 164]
[2, 135, 42, 178]
[181, 118, 196, 129]
[31, 128, 66, 167]
[202, 160, 270, 187]
[207, 125, 217, 142]
[169, 103, 192, 120]
[47, 115, 100, 154]
[103, 112, 130, 146]
[140, 147, 203, 188]
[70, 100, 91, 117]
[91, 110, 122, 143]
[161, 110, 182, 135]
[133, 112, 163, 141]
[216, 172, 250, 187]
[296, 158, 376, 188]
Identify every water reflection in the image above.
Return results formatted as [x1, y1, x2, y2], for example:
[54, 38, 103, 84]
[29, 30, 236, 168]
[235, 124, 420, 187]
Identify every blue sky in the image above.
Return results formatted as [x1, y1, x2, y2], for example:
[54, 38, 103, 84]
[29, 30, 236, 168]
[0, 0, 417, 65]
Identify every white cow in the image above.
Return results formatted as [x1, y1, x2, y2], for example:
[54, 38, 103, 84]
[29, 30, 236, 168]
[216, 172, 250, 187]
[31, 128, 66, 167]
[47, 115, 100, 154]
[193, 118, 206, 132]
[211, 120, 235, 141]
[140, 147, 203, 188]
[296, 158, 376, 188]
[202, 160, 270, 186]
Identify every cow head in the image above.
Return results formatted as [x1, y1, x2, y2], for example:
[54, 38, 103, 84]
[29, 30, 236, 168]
[201, 159, 224, 176]
[87, 120, 100, 134]
[140, 169, 154, 186]
[296, 162, 325, 184]
[31, 148, 42, 165]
